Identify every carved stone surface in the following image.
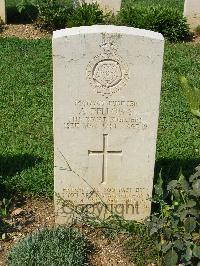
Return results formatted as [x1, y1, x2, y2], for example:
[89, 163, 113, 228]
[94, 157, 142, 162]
[53, 26, 164, 224]
[0, 0, 6, 23]
[79, 0, 121, 13]
[86, 49, 129, 97]
[184, 0, 200, 30]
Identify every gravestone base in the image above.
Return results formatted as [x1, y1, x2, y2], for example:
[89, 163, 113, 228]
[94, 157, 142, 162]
[55, 186, 151, 224]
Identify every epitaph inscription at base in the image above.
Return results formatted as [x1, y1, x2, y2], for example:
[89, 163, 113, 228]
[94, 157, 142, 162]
[53, 26, 164, 224]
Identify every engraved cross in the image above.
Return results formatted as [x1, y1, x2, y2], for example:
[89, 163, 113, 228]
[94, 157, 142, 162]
[88, 134, 122, 184]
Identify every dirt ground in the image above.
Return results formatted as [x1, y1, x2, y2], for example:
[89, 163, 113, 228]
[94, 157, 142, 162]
[186, 14, 200, 32]
[0, 198, 54, 266]
[0, 24, 51, 39]
[0, 198, 132, 266]
[0, 23, 200, 43]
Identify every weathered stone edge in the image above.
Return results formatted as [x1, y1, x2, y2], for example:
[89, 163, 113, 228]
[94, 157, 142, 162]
[53, 25, 164, 41]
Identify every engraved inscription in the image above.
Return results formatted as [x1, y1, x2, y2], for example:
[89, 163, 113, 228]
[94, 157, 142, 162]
[88, 134, 122, 184]
[86, 40, 129, 97]
[93, 59, 122, 88]
[64, 100, 148, 130]
[62, 187, 150, 219]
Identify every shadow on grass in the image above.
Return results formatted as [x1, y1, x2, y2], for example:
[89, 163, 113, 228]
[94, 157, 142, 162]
[151, 157, 200, 212]
[154, 158, 200, 184]
[7, 5, 38, 24]
[0, 154, 42, 198]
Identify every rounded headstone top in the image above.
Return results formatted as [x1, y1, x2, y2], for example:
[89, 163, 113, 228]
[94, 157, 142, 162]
[53, 25, 164, 41]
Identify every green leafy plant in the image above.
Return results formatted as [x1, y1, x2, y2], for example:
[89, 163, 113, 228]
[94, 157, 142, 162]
[195, 25, 200, 35]
[16, 0, 36, 13]
[179, 76, 200, 119]
[147, 168, 200, 265]
[15, 0, 38, 23]
[67, 2, 108, 27]
[118, 5, 190, 42]
[0, 198, 12, 218]
[35, 0, 75, 30]
[7, 227, 89, 266]
[0, 198, 12, 239]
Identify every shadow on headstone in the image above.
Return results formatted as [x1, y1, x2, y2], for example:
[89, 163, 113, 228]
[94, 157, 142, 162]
[0, 154, 42, 198]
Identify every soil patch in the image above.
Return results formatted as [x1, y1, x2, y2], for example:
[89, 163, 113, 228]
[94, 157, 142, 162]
[84, 227, 132, 266]
[0, 24, 51, 39]
[0, 198, 54, 266]
[0, 198, 131, 266]
[186, 14, 200, 31]
[0, 24, 200, 44]
[193, 34, 200, 44]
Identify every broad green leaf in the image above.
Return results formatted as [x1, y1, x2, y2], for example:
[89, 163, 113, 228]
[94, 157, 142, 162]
[190, 190, 200, 197]
[178, 172, 189, 191]
[180, 178, 189, 191]
[164, 249, 178, 266]
[180, 210, 189, 221]
[150, 226, 158, 235]
[193, 245, 200, 259]
[173, 189, 181, 201]
[189, 165, 200, 182]
[188, 208, 198, 217]
[185, 245, 193, 261]
[167, 180, 178, 191]
[187, 200, 196, 208]
[162, 242, 172, 253]
[184, 217, 196, 233]
[163, 228, 172, 239]
[192, 180, 200, 196]
[179, 76, 200, 119]
[154, 171, 163, 197]
[174, 239, 184, 250]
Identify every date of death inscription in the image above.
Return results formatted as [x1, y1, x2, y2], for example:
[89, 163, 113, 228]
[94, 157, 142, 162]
[64, 100, 148, 130]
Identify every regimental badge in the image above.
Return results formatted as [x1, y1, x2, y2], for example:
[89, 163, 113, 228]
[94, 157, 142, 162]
[86, 40, 129, 98]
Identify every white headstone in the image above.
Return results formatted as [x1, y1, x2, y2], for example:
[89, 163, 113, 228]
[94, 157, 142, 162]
[184, 0, 200, 30]
[79, 0, 121, 14]
[53, 25, 164, 224]
[0, 0, 6, 23]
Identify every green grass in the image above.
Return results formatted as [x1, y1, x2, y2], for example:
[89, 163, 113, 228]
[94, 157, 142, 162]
[0, 38, 200, 197]
[156, 42, 200, 182]
[0, 38, 53, 197]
